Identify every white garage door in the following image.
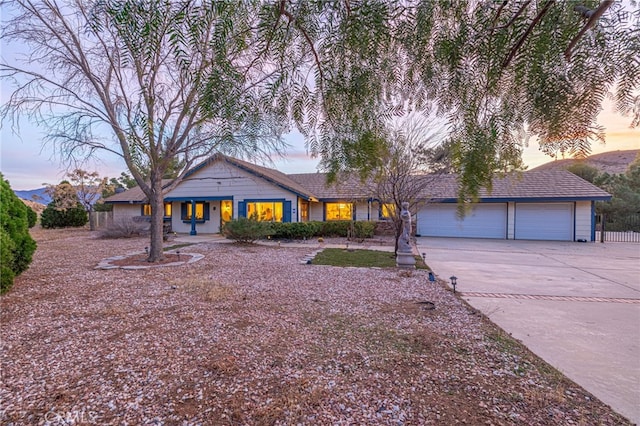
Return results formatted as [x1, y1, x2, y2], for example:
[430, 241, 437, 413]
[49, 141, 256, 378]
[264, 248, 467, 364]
[417, 203, 507, 239]
[515, 203, 574, 241]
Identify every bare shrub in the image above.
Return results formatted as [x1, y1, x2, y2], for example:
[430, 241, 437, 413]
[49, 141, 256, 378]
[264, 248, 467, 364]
[99, 217, 149, 239]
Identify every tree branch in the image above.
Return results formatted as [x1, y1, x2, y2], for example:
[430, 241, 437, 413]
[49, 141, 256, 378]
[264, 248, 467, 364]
[280, 7, 324, 86]
[564, 0, 614, 60]
[501, 0, 555, 68]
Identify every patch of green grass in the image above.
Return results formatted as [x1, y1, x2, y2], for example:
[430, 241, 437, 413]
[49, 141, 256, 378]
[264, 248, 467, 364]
[312, 248, 429, 269]
[312, 248, 397, 267]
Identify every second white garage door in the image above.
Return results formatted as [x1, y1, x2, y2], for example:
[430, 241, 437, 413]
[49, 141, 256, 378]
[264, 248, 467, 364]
[417, 203, 507, 239]
[515, 203, 574, 241]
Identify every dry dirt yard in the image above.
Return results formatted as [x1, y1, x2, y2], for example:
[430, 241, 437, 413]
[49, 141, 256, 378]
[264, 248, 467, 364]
[1, 228, 630, 425]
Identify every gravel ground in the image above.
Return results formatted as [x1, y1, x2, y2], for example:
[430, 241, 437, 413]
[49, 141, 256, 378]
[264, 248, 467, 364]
[0, 227, 631, 425]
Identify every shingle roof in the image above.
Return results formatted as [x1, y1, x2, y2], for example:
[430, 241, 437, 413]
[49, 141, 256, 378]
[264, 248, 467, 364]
[103, 179, 173, 203]
[105, 159, 611, 204]
[476, 170, 612, 200]
[287, 173, 371, 199]
[401, 171, 610, 200]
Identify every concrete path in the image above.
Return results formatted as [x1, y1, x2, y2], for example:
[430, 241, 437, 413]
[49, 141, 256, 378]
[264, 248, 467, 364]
[416, 237, 640, 424]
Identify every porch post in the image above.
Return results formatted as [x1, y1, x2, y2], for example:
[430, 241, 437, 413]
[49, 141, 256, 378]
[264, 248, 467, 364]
[190, 199, 197, 235]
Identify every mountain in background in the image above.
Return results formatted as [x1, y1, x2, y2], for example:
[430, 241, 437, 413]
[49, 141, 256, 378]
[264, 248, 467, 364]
[529, 149, 639, 175]
[14, 188, 51, 205]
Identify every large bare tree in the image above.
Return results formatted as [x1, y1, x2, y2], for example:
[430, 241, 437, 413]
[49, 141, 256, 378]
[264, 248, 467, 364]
[2, 0, 289, 260]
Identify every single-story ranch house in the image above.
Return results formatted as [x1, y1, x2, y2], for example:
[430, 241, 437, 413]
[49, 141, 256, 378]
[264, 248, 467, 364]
[105, 154, 611, 242]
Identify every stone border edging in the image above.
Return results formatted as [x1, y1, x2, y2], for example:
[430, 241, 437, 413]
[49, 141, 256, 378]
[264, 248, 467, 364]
[300, 249, 324, 265]
[95, 251, 204, 270]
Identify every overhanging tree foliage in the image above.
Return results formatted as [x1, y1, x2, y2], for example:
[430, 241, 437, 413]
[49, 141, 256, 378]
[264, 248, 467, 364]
[2, 0, 638, 260]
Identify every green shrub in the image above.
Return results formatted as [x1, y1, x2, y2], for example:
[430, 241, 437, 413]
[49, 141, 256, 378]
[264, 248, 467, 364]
[1, 229, 16, 292]
[221, 216, 274, 243]
[317, 220, 352, 237]
[270, 221, 321, 239]
[0, 175, 37, 293]
[40, 202, 88, 228]
[25, 205, 37, 228]
[353, 221, 375, 238]
[268, 221, 375, 239]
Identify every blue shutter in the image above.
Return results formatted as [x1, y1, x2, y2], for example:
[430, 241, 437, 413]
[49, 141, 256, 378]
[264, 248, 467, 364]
[238, 201, 246, 218]
[352, 203, 356, 220]
[204, 202, 210, 220]
[283, 200, 292, 222]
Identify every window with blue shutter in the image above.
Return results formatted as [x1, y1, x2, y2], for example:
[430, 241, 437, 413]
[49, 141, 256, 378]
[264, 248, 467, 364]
[180, 202, 210, 222]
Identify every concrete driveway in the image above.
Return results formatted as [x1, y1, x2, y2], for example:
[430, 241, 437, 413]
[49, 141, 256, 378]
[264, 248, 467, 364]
[416, 237, 640, 424]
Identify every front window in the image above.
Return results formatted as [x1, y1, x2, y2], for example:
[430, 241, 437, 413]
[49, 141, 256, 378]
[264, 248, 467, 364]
[380, 203, 396, 220]
[246, 202, 283, 222]
[142, 203, 172, 217]
[180, 202, 209, 221]
[184, 202, 205, 220]
[326, 202, 353, 221]
[221, 200, 233, 223]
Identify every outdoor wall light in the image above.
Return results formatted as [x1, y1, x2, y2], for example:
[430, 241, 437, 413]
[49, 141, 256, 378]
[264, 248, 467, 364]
[450, 275, 458, 293]
[145, 246, 149, 255]
[176, 250, 181, 260]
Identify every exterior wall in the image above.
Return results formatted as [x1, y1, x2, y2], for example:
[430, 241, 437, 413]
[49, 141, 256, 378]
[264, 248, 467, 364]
[308, 202, 324, 221]
[166, 161, 300, 231]
[575, 201, 593, 241]
[112, 204, 142, 223]
[354, 201, 369, 221]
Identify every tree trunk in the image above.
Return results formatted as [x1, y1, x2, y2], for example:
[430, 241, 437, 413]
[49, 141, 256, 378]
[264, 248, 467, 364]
[393, 220, 401, 255]
[147, 177, 165, 262]
[88, 208, 96, 231]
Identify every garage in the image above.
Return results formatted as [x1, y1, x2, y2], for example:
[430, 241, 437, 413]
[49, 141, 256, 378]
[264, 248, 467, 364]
[417, 203, 507, 239]
[515, 203, 574, 241]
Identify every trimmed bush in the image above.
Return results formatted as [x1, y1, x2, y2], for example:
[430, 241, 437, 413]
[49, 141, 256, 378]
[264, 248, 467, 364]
[0, 175, 37, 293]
[316, 220, 373, 238]
[317, 220, 352, 237]
[25, 205, 37, 228]
[352, 221, 375, 238]
[221, 216, 274, 243]
[41, 201, 88, 228]
[268, 221, 375, 240]
[270, 221, 321, 239]
[1, 229, 16, 292]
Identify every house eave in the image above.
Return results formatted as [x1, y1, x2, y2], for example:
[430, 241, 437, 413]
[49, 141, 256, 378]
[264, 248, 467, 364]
[429, 196, 612, 203]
